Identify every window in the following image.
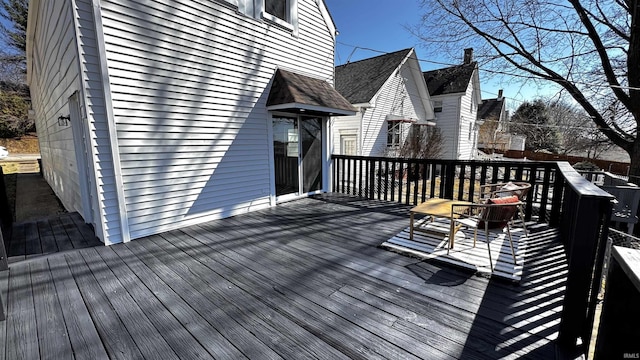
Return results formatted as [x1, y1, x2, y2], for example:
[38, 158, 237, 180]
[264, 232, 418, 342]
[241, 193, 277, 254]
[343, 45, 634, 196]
[265, 0, 287, 21]
[387, 121, 402, 147]
[263, 0, 297, 29]
[433, 100, 443, 113]
[341, 135, 357, 155]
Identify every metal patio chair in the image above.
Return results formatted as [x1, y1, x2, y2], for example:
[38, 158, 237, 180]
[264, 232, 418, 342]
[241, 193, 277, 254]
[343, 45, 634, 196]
[450, 198, 522, 271]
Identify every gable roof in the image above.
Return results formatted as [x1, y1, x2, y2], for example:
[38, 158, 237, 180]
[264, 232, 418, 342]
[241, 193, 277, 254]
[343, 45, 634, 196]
[267, 68, 356, 115]
[477, 97, 504, 121]
[334, 48, 413, 104]
[423, 62, 477, 96]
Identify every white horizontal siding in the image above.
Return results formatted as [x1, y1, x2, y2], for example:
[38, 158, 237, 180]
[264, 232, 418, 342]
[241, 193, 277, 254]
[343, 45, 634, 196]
[330, 113, 361, 154]
[433, 94, 461, 160]
[28, 0, 83, 215]
[458, 80, 479, 160]
[98, 0, 336, 239]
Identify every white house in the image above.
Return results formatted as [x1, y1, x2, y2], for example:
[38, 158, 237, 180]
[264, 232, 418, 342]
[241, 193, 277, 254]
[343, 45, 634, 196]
[477, 90, 527, 153]
[423, 48, 482, 160]
[477, 90, 507, 152]
[332, 48, 435, 157]
[26, 0, 354, 245]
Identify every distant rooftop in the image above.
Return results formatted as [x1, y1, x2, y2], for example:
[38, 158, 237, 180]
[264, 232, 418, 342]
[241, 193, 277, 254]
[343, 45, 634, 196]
[335, 48, 412, 104]
[423, 62, 476, 96]
[478, 97, 504, 121]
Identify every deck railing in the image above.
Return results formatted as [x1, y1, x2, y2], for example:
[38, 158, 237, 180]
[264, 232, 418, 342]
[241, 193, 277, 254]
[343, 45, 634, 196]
[331, 155, 560, 223]
[331, 155, 614, 355]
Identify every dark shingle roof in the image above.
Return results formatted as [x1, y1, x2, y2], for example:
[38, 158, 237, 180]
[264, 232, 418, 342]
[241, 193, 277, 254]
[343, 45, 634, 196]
[423, 62, 476, 96]
[335, 48, 413, 104]
[477, 97, 504, 121]
[267, 69, 356, 114]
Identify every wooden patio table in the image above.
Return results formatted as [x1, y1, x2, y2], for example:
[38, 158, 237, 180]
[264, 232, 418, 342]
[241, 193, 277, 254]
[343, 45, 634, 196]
[409, 198, 473, 248]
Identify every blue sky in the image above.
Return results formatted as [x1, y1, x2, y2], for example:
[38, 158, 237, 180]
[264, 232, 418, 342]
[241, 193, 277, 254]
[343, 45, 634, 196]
[323, 0, 556, 111]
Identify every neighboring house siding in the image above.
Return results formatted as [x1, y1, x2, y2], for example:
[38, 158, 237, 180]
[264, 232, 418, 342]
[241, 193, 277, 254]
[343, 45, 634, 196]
[457, 81, 478, 160]
[360, 63, 426, 156]
[98, 0, 336, 239]
[331, 112, 361, 154]
[431, 83, 478, 160]
[433, 95, 460, 160]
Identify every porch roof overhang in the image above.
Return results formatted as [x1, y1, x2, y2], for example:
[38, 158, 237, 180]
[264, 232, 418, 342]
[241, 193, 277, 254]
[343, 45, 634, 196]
[267, 69, 357, 116]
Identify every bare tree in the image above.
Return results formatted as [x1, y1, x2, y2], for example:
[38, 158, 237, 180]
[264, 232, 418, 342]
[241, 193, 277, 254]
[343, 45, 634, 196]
[388, 124, 444, 159]
[413, 0, 640, 182]
[546, 99, 616, 157]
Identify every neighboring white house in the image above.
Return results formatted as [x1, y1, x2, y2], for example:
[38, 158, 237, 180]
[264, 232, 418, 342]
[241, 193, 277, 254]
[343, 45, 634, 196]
[477, 90, 508, 152]
[423, 48, 482, 160]
[477, 90, 527, 153]
[26, 0, 354, 245]
[332, 48, 435, 157]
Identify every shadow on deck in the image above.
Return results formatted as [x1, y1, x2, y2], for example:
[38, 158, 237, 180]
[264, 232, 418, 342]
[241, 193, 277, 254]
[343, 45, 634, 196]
[5, 212, 103, 263]
[1, 194, 569, 359]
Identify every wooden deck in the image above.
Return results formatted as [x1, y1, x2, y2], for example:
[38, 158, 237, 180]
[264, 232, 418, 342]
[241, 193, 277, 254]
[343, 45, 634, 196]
[0, 194, 568, 359]
[4, 212, 103, 262]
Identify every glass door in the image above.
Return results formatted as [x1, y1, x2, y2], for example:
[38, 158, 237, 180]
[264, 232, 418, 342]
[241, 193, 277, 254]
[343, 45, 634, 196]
[300, 117, 323, 193]
[273, 117, 299, 197]
[272, 116, 324, 199]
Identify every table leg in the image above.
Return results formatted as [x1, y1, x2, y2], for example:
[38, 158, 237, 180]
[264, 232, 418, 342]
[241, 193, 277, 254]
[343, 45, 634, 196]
[409, 212, 414, 240]
[449, 219, 454, 250]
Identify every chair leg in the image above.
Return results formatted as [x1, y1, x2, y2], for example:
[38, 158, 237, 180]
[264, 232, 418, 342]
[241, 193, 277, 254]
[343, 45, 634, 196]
[506, 225, 517, 265]
[473, 228, 477, 248]
[628, 223, 635, 235]
[485, 225, 493, 270]
[447, 223, 451, 255]
[518, 205, 528, 237]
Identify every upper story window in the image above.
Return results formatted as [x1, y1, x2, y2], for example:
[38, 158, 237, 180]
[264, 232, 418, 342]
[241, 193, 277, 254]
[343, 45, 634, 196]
[263, 0, 297, 31]
[265, 0, 287, 21]
[433, 100, 443, 113]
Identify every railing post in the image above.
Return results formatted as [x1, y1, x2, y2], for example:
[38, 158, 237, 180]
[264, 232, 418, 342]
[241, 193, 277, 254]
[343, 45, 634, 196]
[369, 159, 375, 199]
[550, 165, 565, 227]
[557, 171, 613, 352]
[444, 161, 455, 200]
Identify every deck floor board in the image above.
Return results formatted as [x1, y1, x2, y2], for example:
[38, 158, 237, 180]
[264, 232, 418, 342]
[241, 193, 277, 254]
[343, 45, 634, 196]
[1, 195, 567, 359]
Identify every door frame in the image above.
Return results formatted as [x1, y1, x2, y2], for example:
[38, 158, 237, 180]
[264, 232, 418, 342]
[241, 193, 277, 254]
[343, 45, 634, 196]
[69, 91, 94, 224]
[269, 112, 328, 204]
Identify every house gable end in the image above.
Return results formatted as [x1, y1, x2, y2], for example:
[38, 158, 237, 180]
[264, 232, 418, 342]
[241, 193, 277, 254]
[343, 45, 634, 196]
[335, 48, 412, 104]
